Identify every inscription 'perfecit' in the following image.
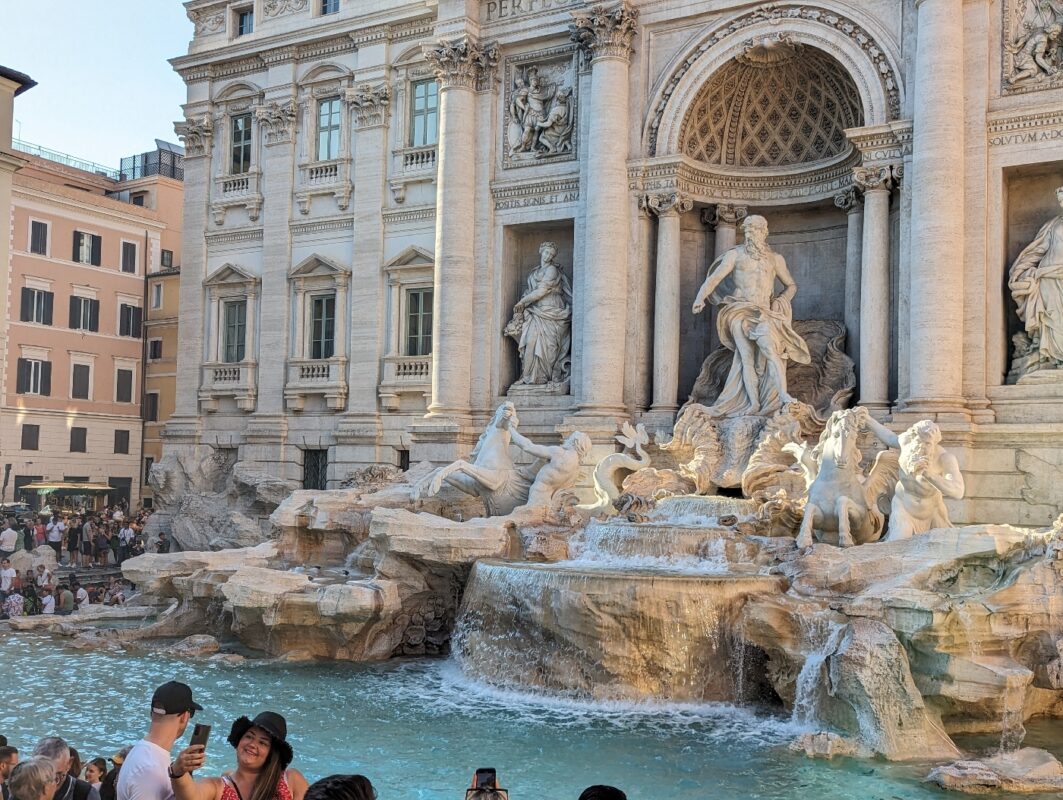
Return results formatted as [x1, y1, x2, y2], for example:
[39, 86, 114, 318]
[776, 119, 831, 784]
[484, 0, 581, 22]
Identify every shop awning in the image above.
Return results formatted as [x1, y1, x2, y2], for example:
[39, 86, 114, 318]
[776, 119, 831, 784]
[20, 481, 116, 495]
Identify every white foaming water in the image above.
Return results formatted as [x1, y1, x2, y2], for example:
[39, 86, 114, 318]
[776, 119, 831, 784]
[567, 518, 734, 573]
[792, 618, 847, 727]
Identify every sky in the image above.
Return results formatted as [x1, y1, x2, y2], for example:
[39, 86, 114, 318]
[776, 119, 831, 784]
[0, 0, 194, 169]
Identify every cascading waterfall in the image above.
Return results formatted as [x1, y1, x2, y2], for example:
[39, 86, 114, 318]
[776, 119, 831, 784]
[791, 618, 847, 726]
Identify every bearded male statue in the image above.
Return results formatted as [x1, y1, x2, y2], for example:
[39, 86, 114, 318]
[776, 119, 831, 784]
[860, 410, 966, 541]
[692, 214, 811, 417]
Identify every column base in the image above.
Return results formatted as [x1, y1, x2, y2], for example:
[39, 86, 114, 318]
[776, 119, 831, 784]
[892, 396, 972, 423]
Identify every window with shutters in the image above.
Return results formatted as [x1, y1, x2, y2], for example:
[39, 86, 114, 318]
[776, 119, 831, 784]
[16, 358, 50, 396]
[69, 296, 99, 332]
[21, 424, 39, 451]
[317, 97, 342, 161]
[303, 448, 328, 490]
[161, 249, 174, 269]
[70, 427, 87, 453]
[114, 429, 130, 454]
[223, 300, 247, 363]
[144, 392, 160, 422]
[71, 363, 91, 400]
[121, 241, 137, 273]
[29, 220, 48, 256]
[118, 303, 143, 338]
[151, 283, 163, 309]
[148, 339, 163, 361]
[310, 293, 336, 360]
[231, 113, 253, 175]
[73, 231, 102, 266]
[410, 80, 439, 147]
[405, 288, 433, 356]
[116, 368, 134, 403]
[20, 287, 53, 325]
[321, 0, 339, 13]
[236, 7, 253, 35]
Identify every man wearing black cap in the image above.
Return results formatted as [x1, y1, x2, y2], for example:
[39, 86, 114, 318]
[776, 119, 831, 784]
[117, 681, 202, 800]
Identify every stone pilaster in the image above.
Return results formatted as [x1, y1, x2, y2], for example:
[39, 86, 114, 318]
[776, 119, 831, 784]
[643, 191, 692, 413]
[835, 186, 864, 364]
[853, 166, 893, 412]
[423, 36, 497, 424]
[903, 0, 967, 419]
[705, 204, 747, 260]
[570, 2, 639, 417]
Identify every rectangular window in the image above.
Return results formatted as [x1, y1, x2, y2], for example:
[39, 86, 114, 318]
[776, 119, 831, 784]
[317, 96, 342, 161]
[310, 294, 336, 360]
[30, 221, 48, 255]
[119, 303, 143, 338]
[161, 249, 174, 269]
[303, 448, 328, 491]
[151, 283, 164, 309]
[70, 427, 87, 453]
[121, 241, 137, 273]
[321, 0, 339, 13]
[69, 296, 100, 331]
[236, 8, 253, 35]
[21, 424, 39, 451]
[144, 392, 160, 423]
[16, 358, 50, 396]
[405, 288, 433, 357]
[72, 231, 102, 266]
[20, 287, 53, 325]
[71, 364, 91, 400]
[131, 194, 145, 207]
[114, 429, 130, 455]
[144, 456, 155, 484]
[223, 300, 247, 363]
[116, 369, 133, 403]
[148, 339, 163, 361]
[410, 79, 439, 147]
[231, 113, 253, 175]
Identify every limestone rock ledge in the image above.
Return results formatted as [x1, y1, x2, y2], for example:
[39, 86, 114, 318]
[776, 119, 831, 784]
[927, 748, 1063, 793]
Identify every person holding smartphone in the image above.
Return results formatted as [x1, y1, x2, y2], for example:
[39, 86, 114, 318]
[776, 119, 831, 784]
[169, 711, 308, 800]
[117, 682, 203, 800]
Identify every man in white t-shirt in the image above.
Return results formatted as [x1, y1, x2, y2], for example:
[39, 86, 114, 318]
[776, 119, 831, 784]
[45, 516, 65, 562]
[0, 558, 15, 597]
[117, 681, 203, 800]
[0, 525, 17, 560]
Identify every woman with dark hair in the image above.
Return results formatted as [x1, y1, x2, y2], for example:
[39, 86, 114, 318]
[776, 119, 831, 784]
[304, 775, 375, 800]
[171, 712, 308, 800]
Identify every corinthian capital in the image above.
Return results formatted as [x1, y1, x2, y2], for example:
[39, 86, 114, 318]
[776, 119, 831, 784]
[425, 37, 499, 91]
[570, 2, 640, 63]
[175, 114, 214, 158]
[345, 83, 391, 128]
[641, 192, 692, 217]
[834, 186, 862, 213]
[853, 166, 893, 192]
[701, 204, 747, 228]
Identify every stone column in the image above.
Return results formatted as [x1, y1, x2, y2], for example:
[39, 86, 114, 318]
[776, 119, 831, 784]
[853, 167, 892, 412]
[570, 2, 639, 417]
[835, 187, 863, 363]
[423, 37, 497, 421]
[905, 0, 966, 417]
[644, 192, 692, 413]
[706, 204, 747, 260]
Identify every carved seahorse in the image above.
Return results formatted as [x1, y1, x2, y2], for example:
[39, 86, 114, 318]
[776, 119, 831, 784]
[579, 423, 652, 515]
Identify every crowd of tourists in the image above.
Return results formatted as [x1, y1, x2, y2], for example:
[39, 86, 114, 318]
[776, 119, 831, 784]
[0, 504, 156, 570]
[0, 682, 628, 800]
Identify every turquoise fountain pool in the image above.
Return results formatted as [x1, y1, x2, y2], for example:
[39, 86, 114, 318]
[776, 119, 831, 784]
[1, 632, 1058, 800]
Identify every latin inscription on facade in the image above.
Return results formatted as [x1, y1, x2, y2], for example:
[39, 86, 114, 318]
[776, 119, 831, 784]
[484, 0, 581, 23]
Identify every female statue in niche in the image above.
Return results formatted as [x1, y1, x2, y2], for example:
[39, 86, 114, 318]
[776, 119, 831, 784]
[505, 241, 572, 389]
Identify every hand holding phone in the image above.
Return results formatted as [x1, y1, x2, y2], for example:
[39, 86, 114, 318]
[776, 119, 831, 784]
[190, 723, 211, 749]
[474, 768, 497, 789]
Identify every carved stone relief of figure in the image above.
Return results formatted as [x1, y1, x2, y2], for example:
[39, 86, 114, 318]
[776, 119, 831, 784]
[1004, 0, 1063, 90]
[504, 57, 576, 164]
[1008, 186, 1063, 382]
[504, 241, 573, 394]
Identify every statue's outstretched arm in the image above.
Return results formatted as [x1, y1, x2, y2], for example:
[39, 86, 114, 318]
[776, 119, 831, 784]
[693, 253, 733, 313]
[860, 412, 900, 450]
[509, 427, 553, 460]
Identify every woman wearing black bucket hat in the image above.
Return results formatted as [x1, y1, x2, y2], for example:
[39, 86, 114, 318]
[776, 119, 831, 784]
[170, 712, 308, 800]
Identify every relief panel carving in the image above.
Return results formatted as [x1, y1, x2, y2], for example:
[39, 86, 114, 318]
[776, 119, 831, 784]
[503, 47, 579, 169]
[1003, 0, 1063, 93]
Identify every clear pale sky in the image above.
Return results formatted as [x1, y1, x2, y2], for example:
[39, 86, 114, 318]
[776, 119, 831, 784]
[0, 0, 194, 169]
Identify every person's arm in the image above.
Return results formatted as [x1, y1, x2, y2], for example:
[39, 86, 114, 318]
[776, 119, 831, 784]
[286, 769, 309, 800]
[508, 428, 553, 460]
[773, 253, 798, 304]
[693, 252, 734, 313]
[857, 408, 901, 449]
[170, 746, 219, 800]
[515, 266, 559, 310]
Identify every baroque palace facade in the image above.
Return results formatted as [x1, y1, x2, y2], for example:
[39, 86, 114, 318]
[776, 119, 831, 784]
[170, 0, 1063, 523]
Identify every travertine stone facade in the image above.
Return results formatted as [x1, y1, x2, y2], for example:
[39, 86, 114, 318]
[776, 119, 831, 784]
[169, 0, 1063, 524]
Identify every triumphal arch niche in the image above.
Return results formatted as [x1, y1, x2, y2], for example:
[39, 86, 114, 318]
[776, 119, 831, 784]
[633, 7, 907, 418]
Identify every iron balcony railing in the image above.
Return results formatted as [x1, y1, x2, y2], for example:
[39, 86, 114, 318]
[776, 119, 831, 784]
[12, 139, 119, 179]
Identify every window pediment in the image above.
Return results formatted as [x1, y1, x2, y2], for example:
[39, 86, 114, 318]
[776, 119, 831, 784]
[205, 262, 260, 287]
[289, 253, 350, 279]
[384, 245, 434, 272]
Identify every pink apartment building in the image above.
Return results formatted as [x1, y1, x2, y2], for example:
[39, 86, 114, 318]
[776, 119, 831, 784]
[4, 151, 167, 509]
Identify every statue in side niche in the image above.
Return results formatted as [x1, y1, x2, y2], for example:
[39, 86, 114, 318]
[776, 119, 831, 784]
[1009, 186, 1063, 379]
[691, 215, 811, 417]
[505, 241, 573, 390]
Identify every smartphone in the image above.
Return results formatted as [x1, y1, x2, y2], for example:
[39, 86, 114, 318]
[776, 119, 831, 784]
[465, 791, 508, 800]
[190, 723, 211, 749]
[474, 769, 497, 789]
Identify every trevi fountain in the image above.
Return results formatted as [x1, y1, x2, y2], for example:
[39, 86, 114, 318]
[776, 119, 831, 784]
[9, 0, 1063, 797]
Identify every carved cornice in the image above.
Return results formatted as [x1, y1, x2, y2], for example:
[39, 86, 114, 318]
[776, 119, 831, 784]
[263, 0, 307, 17]
[187, 2, 226, 36]
[291, 217, 355, 236]
[846, 121, 913, 166]
[204, 228, 264, 246]
[701, 203, 748, 228]
[988, 107, 1063, 147]
[425, 37, 499, 91]
[834, 186, 862, 213]
[255, 100, 298, 146]
[175, 114, 214, 158]
[491, 176, 580, 210]
[569, 3, 639, 63]
[852, 165, 893, 193]
[345, 83, 392, 128]
[349, 18, 435, 46]
[640, 192, 693, 217]
[383, 205, 436, 226]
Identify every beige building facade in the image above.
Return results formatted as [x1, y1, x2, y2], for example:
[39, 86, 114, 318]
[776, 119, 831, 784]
[165, 0, 1063, 525]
